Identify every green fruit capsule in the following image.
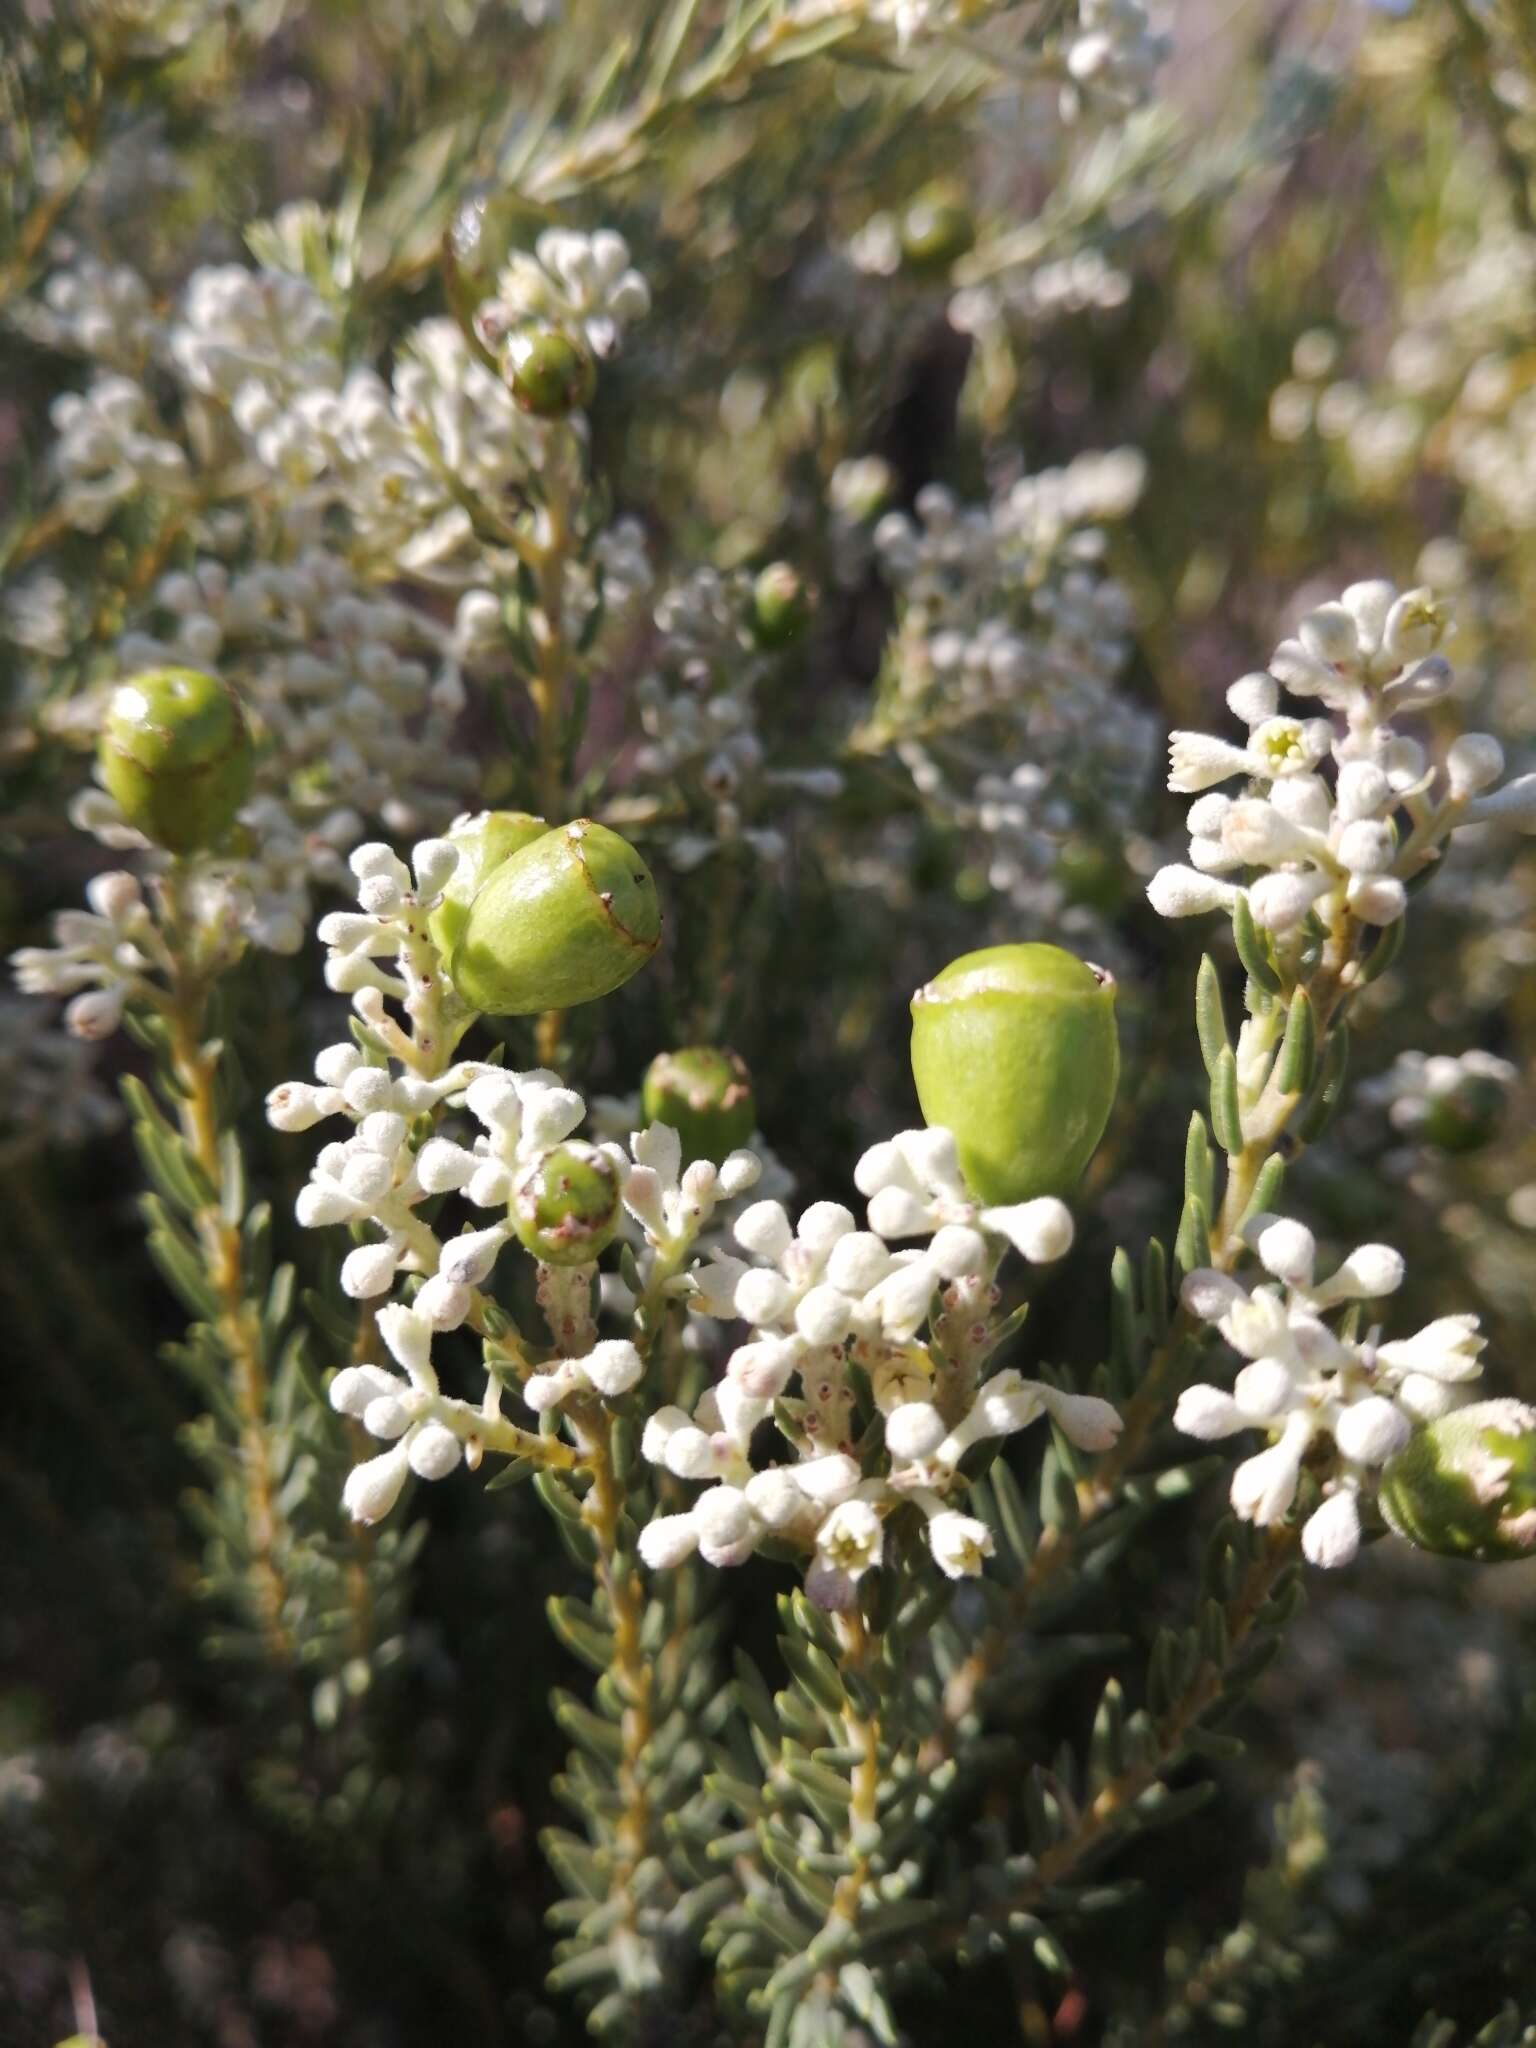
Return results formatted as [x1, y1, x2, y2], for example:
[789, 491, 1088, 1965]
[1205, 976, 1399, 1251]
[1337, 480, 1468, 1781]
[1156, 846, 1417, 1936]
[505, 323, 597, 417]
[750, 562, 811, 649]
[450, 819, 661, 1015]
[1378, 1400, 1536, 1562]
[512, 1141, 622, 1266]
[1421, 1073, 1509, 1155]
[642, 1046, 756, 1165]
[909, 943, 1119, 1203]
[899, 181, 975, 274]
[98, 667, 253, 853]
[427, 809, 549, 961]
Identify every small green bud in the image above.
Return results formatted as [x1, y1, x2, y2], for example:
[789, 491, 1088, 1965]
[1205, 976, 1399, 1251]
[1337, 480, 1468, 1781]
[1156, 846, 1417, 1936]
[512, 1141, 622, 1266]
[642, 1046, 756, 1164]
[1421, 1073, 1509, 1155]
[1379, 1400, 1536, 1562]
[900, 181, 975, 275]
[909, 943, 1119, 1203]
[450, 819, 661, 1015]
[505, 323, 597, 417]
[750, 562, 811, 649]
[98, 667, 253, 853]
[426, 809, 549, 961]
[1056, 839, 1128, 917]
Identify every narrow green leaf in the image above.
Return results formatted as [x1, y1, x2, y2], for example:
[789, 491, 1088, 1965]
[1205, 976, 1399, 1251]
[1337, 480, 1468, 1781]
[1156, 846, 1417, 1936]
[1232, 892, 1280, 993]
[1238, 1153, 1285, 1230]
[1209, 1046, 1244, 1155]
[1175, 1193, 1211, 1275]
[1294, 1022, 1350, 1143]
[1195, 955, 1228, 1074]
[1274, 987, 1316, 1095]
[1357, 912, 1406, 985]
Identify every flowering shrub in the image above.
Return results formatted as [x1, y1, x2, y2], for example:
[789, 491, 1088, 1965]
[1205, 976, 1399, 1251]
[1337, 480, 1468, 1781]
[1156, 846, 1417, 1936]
[6, 3, 1536, 2045]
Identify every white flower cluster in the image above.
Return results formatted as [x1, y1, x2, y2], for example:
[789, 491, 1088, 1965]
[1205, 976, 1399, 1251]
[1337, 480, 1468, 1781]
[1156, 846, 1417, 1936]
[1149, 580, 1536, 934]
[8, 866, 262, 1062]
[269, 834, 768, 1522]
[949, 248, 1132, 343]
[1268, 223, 1536, 527]
[1058, 0, 1171, 121]
[21, 257, 159, 369]
[632, 570, 842, 872]
[0, 997, 123, 1155]
[1174, 1216, 1486, 1568]
[170, 263, 342, 416]
[638, 1125, 1119, 1602]
[51, 377, 191, 533]
[865, 456, 1156, 938]
[326, 1301, 641, 1525]
[872, 456, 1145, 721]
[251, 317, 548, 581]
[39, 229, 646, 592]
[872, 0, 1169, 111]
[474, 228, 651, 362]
[76, 547, 472, 954]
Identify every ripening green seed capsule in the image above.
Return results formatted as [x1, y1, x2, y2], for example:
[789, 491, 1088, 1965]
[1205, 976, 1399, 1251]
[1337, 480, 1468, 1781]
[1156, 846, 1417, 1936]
[641, 1046, 756, 1164]
[1378, 1400, 1536, 1562]
[899, 181, 975, 274]
[426, 809, 549, 961]
[1421, 1074, 1509, 1155]
[512, 1141, 622, 1266]
[750, 562, 811, 649]
[450, 819, 661, 1015]
[909, 943, 1119, 1203]
[98, 667, 253, 853]
[505, 323, 597, 417]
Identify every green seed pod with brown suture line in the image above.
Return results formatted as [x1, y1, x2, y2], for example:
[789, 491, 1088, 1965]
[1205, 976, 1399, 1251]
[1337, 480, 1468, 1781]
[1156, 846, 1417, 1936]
[512, 1141, 622, 1266]
[449, 819, 661, 1015]
[98, 667, 253, 853]
[505, 323, 597, 417]
[642, 1046, 756, 1164]
[427, 810, 549, 961]
[1378, 1399, 1536, 1561]
[909, 942, 1119, 1204]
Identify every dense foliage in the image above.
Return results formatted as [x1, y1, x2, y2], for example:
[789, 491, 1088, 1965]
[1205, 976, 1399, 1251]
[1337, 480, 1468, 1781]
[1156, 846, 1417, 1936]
[4, 2, 1536, 2043]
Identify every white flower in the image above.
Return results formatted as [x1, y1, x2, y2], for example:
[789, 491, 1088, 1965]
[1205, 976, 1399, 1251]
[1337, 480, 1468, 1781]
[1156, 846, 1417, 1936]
[885, 1401, 947, 1460]
[815, 1500, 884, 1580]
[1146, 866, 1240, 919]
[638, 1513, 700, 1569]
[1375, 1315, 1486, 1384]
[343, 1444, 411, 1525]
[926, 1510, 995, 1579]
[1300, 1489, 1361, 1568]
[1229, 1411, 1314, 1525]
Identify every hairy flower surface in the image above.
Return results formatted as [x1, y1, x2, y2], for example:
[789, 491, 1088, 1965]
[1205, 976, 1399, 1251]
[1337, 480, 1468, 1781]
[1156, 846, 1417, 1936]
[1175, 1217, 1486, 1567]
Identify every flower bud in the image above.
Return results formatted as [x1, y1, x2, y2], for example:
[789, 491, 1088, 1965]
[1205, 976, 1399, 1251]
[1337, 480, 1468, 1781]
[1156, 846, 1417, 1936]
[98, 667, 253, 852]
[511, 1140, 622, 1267]
[899, 181, 975, 274]
[909, 943, 1119, 1203]
[750, 562, 811, 649]
[641, 1045, 755, 1164]
[426, 809, 549, 960]
[1378, 1400, 1536, 1561]
[505, 323, 596, 417]
[450, 819, 661, 1014]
